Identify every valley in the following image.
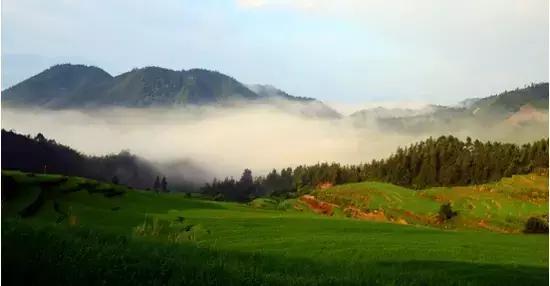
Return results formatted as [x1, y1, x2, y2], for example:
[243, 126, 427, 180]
[2, 170, 548, 285]
[2, 2, 548, 285]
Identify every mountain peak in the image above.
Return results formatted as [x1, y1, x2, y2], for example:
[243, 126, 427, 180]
[0, 64, 266, 108]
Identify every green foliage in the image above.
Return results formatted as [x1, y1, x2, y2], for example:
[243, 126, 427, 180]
[133, 215, 208, 242]
[203, 136, 548, 201]
[201, 169, 260, 202]
[438, 203, 458, 221]
[524, 216, 549, 234]
[472, 82, 549, 113]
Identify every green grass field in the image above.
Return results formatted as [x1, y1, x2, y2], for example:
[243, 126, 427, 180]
[312, 172, 548, 232]
[2, 170, 548, 285]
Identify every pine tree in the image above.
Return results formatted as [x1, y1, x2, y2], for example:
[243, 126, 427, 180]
[161, 177, 168, 192]
[153, 176, 160, 193]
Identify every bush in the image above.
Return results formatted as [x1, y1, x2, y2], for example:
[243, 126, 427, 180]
[1, 174, 18, 200]
[213, 193, 224, 201]
[524, 216, 549, 234]
[438, 202, 458, 221]
[133, 216, 209, 242]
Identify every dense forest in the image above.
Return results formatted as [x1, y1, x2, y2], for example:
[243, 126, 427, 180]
[1, 129, 163, 189]
[202, 135, 549, 201]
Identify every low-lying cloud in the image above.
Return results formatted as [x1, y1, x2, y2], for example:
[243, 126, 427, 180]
[2, 102, 547, 182]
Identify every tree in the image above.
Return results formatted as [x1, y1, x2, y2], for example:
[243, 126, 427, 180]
[161, 177, 168, 192]
[239, 169, 253, 186]
[34, 133, 47, 143]
[153, 176, 160, 193]
[524, 215, 549, 233]
[438, 202, 458, 221]
[200, 136, 549, 201]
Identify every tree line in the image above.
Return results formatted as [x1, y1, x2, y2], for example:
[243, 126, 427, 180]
[202, 135, 549, 201]
[1, 129, 163, 190]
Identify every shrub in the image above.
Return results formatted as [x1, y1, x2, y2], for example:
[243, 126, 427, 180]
[438, 202, 458, 221]
[524, 216, 549, 234]
[133, 216, 209, 242]
[1, 175, 18, 200]
[213, 193, 224, 201]
[133, 216, 171, 237]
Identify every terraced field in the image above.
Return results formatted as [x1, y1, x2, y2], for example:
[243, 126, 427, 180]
[2, 170, 548, 285]
[310, 172, 548, 232]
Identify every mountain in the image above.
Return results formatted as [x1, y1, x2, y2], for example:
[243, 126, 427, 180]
[247, 84, 316, 102]
[457, 97, 481, 108]
[2, 64, 260, 108]
[248, 84, 341, 118]
[466, 83, 548, 120]
[2, 64, 112, 107]
[363, 83, 548, 136]
[349, 105, 441, 127]
[1, 64, 341, 119]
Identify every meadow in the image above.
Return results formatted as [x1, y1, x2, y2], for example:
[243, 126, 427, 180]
[2, 170, 548, 285]
[312, 171, 548, 232]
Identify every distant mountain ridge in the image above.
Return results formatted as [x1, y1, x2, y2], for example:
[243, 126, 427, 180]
[1, 64, 341, 118]
[351, 83, 548, 123]
[247, 84, 315, 102]
[2, 64, 546, 123]
[466, 83, 549, 119]
[2, 64, 257, 107]
[369, 83, 549, 138]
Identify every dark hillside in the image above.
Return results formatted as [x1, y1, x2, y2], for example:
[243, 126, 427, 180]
[1, 129, 159, 189]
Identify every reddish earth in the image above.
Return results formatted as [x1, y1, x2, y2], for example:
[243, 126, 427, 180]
[505, 104, 547, 126]
[299, 195, 336, 215]
[404, 210, 437, 224]
[477, 220, 489, 228]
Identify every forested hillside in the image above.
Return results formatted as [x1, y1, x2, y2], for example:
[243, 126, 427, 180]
[203, 136, 549, 201]
[1, 129, 160, 189]
[375, 83, 549, 135]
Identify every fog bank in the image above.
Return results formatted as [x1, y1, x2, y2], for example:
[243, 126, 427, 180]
[2, 104, 547, 181]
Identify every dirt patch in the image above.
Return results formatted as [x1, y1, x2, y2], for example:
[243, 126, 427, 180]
[299, 195, 336, 215]
[477, 220, 489, 228]
[343, 206, 387, 221]
[396, 218, 408, 225]
[316, 182, 333, 190]
[403, 210, 438, 225]
[505, 104, 547, 126]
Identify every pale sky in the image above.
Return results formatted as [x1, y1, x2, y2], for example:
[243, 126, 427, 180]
[1, 0, 548, 105]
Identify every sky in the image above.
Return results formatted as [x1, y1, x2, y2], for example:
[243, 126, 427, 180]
[1, 0, 548, 107]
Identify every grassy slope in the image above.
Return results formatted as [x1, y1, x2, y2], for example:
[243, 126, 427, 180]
[2, 170, 548, 285]
[312, 173, 548, 232]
